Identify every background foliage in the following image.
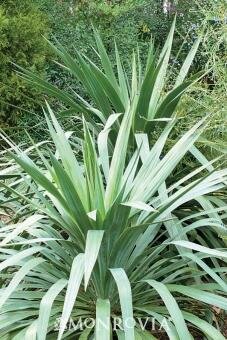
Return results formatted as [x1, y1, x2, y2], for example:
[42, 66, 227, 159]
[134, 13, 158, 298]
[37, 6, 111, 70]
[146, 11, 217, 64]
[0, 0, 50, 127]
[1, 0, 226, 155]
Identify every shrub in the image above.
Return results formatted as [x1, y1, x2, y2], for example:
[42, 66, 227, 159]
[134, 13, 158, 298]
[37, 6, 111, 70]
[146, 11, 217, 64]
[0, 0, 50, 126]
[22, 6, 227, 159]
[20, 19, 201, 135]
[27, 0, 226, 157]
[0, 102, 226, 338]
[0, 22, 226, 337]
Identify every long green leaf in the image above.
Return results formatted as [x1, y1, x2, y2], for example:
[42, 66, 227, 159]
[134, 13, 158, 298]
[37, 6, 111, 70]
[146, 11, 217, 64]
[95, 299, 111, 340]
[144, 280, 191, 339]
[37, 279, 67, 340]
[0, 257, 45, 308]
[175, 37, 201, 87]
[110, 268, 135, 340]
[84, 230, 104, 289]
[58, 254, 85, 340]
[167, 284, 227, 311]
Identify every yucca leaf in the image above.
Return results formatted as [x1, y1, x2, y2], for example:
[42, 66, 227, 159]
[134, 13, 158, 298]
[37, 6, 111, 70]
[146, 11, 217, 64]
[155, 72, 204, 118]
[131, 52, 138, 99]
[122, 201, 156, 213]
[183, 253, 227, 292]
[131, 117, 208, 203]
[93, 28, 119, 92]
[167, 284, 227, 311]
[115, 42, 129, 106]
[144, 280, 191, 339]
[83, 120, 105, 216]
[116, 330, 125, 340]
[190, 145, 215, 172]
[0, 246, 44, 272]
[24, 322, 37, 340]
[0, 311, 38, 333]
[98, 113, 122, 181]
[78, 327, 94, 339]
[46, 104, 87, 204]
[135, 308, 179, 340]
[129, 119, 174, 197]
[10, 151, 71, 214]
[76, 52, 113, 118]
[84, 230, 104, 289]
[37, 279, 67, 340]
[49, 152, 91, 238]
[171, 241, 227, 258]
[148, 17, 176, 119]
[182, 311, 226, 340]
[95, 299, 111, 340]
[0, 257, 45, 309]
[105, 103, 136, 209]
[175, 37, 201, 87]
[84, 56, 125, 112]
[44, 40, 110, 121]
[110, 268, 135, 340]
[17, 67, 92, 115]
[134, 50, 163, 129]
[134, 328, 157, 339]
[0, 215, 44, 247]
[57, 254, 85, 339]
[135, 134, 150, 163]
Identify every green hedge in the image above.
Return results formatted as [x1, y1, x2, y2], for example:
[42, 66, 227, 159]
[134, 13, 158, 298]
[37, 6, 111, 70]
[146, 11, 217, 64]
[0, 0, 50, 126]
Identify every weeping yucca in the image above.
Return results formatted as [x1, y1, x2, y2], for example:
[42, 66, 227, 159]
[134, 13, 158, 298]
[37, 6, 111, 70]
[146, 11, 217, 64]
[0, 18, 227, 340]
[0, 100, 227, 339]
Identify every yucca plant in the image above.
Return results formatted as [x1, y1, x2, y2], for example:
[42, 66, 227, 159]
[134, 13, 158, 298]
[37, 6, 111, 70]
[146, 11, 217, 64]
[18, 18, 202, 135]
[0, 99, 227, 339]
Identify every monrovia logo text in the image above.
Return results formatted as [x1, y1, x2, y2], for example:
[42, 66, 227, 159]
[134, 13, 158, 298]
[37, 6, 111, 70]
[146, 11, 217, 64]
[54, 316, 171, 332]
